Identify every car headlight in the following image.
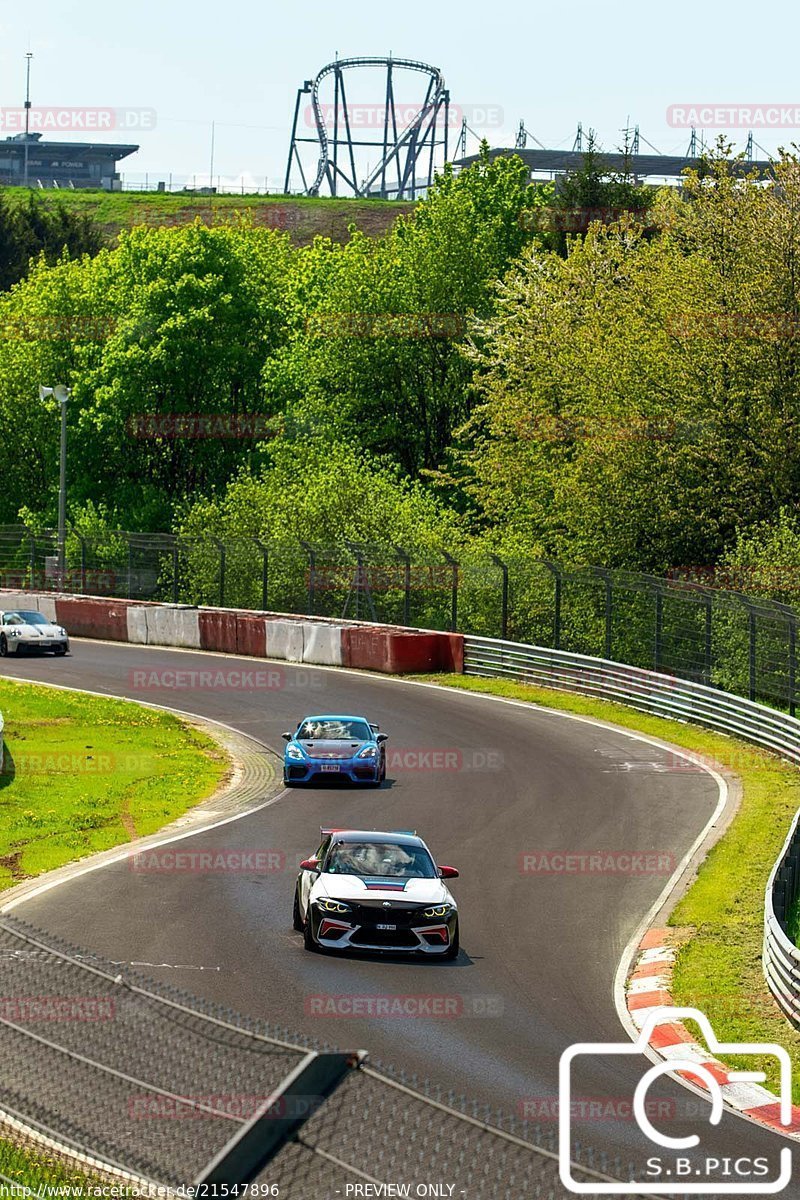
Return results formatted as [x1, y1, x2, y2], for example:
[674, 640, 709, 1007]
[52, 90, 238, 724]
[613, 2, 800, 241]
[315, 898, 351, 914]
[7, 630, 21, 638]
[58, 628, 67, 637]
[422, 904, 453, 918]
[356, 745, 377, 759]
[285, 744, 305, 760]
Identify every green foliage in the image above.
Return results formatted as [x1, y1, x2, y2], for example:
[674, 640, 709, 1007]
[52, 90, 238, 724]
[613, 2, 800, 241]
[0, 190, 102, 290]
[8, 146, 800, 603]
[459, 147, 800, 572]
[264, 150, 542, 479]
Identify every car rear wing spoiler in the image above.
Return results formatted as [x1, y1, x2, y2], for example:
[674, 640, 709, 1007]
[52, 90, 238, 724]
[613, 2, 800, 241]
[319, 827, 417, 838]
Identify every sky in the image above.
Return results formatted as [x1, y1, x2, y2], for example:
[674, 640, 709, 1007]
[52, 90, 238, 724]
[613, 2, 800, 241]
[1, 0, 798, 192]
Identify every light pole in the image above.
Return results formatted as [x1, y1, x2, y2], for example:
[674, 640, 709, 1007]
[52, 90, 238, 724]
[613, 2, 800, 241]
[23, 52, 33, 189]
[39, 383, 71, 584]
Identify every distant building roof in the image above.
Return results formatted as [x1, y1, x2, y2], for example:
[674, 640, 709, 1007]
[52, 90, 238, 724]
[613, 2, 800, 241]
[2, 134, 138, 160]
[456, 145, 774, 180]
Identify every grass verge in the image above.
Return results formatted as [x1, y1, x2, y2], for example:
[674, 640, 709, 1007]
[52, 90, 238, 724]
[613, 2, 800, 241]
[0, 1139, 110, 1192]
[0, 677, 228, 888]
[414, 672, 800, 1102]
[0, 678, 229, 1187]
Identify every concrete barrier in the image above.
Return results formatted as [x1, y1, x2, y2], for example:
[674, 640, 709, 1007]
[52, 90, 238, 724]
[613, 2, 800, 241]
[236, 614, 268, 658]
[302, 622, 343, 667]
[199, 610, 238, 655]
[145, 606, 201, 649]
[0, 589, 465, 676]
[0, 594, 41, 613]
[342, 627, 454, 673]
[266, 620, 305, 663]
[54, 597, 129, 641]
[36, 596, 59, 623]
[127, 607, 149, 644]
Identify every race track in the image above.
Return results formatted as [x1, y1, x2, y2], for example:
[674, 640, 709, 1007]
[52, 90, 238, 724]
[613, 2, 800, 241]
[2, 639, 796, 1192]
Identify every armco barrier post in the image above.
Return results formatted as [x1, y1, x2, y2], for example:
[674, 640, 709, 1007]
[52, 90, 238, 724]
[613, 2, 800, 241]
[442, 551, 458, 632]
[704, 599, 713, 687]
[490, 554, 508, 640]
[212, 539, 226, 608]
[301, 541, 316, 615]
[654, 591, 663, 673]
[254, 538, 269, 611]
[790, 617, 797, 718]
[541, 561, 562, 650]
[393, 544, 411, 627]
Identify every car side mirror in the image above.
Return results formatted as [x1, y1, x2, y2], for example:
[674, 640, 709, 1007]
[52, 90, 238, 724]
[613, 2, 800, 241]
[438, 865, 459, 879]
[299, 858, 319, 872]
[376, 733, 388, 743]
[281, 732, 292, 741]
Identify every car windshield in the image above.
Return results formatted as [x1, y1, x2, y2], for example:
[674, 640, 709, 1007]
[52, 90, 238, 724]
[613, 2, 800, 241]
[297, 718, 372, 741]
[6, 611, 49, 626]
[325, 841, 436, 878]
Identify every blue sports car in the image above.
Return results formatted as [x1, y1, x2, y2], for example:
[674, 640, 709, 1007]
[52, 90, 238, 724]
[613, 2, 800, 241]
[282, 715, 388, 786]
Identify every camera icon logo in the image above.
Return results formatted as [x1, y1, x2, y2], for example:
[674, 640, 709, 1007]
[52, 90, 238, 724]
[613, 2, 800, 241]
[559, 1006, 793, 1193]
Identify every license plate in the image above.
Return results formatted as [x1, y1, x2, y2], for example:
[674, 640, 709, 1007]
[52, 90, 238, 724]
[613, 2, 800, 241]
[376, 923, 396, 931]
[321, 764, 341, 773]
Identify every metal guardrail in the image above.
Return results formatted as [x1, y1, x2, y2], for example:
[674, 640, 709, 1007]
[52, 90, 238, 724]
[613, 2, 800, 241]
[764, 811, 800, 1026]
[464, 635, 800, 761]
[464, 634, 800, 1027]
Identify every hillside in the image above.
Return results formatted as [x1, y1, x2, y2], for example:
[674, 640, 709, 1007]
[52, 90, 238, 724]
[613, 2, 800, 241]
[0, 187, 415, 246]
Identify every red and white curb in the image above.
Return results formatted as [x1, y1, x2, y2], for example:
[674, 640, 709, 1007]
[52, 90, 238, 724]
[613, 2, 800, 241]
[626, 928, 800, 1138]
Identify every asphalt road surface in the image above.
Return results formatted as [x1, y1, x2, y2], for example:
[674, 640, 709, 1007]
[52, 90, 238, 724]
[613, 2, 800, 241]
[2, 639, 797, 1194]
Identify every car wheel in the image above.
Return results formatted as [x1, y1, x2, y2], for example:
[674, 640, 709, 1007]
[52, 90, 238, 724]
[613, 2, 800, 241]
[303, 914, 319, 953]
[292, 887, 304, 932]
[0, 635, 7, 658]
[443, 919, 460, 960]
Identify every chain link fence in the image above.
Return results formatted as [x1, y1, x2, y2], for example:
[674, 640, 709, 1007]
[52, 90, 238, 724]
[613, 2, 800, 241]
[1, 526, 798, 714]
[0, 916, 629, 1195]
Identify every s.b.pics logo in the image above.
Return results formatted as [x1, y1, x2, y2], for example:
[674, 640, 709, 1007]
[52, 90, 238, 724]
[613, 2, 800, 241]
[559, 1008, 792, 1193]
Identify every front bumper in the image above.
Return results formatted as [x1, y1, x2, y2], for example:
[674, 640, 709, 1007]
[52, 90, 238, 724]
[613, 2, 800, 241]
[284, 755, 380, 784]
[308, 904, 457, 954]
[8, 638, 69, 654]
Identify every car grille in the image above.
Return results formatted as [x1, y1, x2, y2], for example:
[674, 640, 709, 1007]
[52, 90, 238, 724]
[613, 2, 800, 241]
[350, 927, 419, 948]
[287, 766, 307, 780]
[349, 902, 426, 927]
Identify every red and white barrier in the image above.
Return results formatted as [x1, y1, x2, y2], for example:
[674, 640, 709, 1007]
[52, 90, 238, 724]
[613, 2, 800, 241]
[0, 591, 463, 676]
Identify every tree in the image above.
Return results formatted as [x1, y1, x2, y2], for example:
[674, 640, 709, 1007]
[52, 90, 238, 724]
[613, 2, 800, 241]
[263, 150, 544, 479]
[457, 147, 800, 572]
[0, 192, 102, 291]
